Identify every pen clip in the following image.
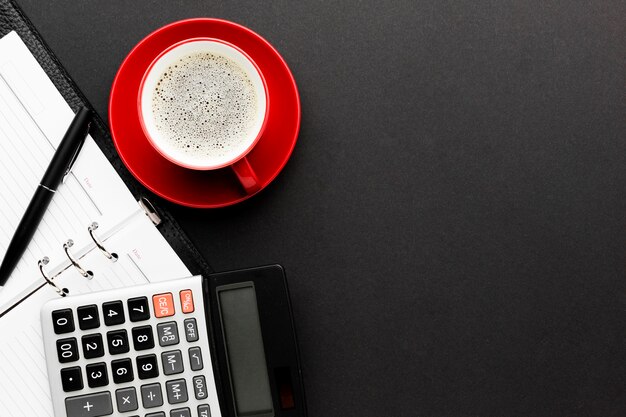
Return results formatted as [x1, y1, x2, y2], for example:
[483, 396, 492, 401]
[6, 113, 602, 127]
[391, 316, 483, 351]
[62, 121, 90, 184]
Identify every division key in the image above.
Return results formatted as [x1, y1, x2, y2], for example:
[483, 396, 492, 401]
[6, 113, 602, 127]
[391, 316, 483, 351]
[65, 391, 113, 417]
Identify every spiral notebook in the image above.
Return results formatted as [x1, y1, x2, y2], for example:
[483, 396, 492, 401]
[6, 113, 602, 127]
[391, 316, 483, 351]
[0, 30, 198, 415]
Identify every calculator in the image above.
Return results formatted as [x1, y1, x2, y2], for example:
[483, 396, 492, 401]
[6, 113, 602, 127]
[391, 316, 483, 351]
[41, 265, 306, 417]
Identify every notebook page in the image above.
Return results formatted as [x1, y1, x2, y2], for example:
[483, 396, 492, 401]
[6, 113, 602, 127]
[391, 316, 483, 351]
[0, 209, 141, 314]
[0, 212, 191, 415]
[0, 31, 139, 305]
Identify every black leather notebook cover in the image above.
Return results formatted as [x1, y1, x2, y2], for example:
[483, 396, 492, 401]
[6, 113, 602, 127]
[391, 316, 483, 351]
[0, 0, 213, 277]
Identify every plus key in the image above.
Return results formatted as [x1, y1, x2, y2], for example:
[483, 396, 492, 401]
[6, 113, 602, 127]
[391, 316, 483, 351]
[65, 392, 113, 416]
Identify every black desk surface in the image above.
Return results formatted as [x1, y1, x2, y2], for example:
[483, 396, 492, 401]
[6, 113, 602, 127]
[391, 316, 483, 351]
[16, 1, 625, 416]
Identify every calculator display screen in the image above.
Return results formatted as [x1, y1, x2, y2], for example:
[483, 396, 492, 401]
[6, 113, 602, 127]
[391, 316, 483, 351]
[217, 283, 274, 417]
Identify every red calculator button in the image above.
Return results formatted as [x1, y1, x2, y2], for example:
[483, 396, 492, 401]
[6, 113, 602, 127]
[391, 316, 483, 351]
[152, 293, 175, 318]
[180, 290, 194, 313]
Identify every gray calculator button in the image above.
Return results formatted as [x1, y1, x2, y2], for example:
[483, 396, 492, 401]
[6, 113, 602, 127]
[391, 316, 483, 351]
[141, 383, 163, 408]
[166, 378, 188, 404]
[157, 321, 179, 346]
[170, 407, 191, 417]
[184, 318, 198, 342]
[161, 349, 184, 375]
[188, 346, 203, 371]
[65, 391, 113, 417]
[193, 375, 208, 400]
[198, 404, 211, 417]
[145, 413, 165, 417]
[115, 387, 138, 412]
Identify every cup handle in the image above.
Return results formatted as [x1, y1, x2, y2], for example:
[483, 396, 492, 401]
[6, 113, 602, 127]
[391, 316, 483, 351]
[231, 156, 262, 194]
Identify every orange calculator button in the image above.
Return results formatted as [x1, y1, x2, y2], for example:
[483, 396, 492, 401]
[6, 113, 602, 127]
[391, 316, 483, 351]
[152, 293, 175, 318]
[180, 290, 194, 313]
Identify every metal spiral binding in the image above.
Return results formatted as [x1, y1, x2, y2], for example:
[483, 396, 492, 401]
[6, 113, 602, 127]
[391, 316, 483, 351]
[88, 222, 118, 262]
[39, 257, 68, 297]
[63, 239, 94, 279]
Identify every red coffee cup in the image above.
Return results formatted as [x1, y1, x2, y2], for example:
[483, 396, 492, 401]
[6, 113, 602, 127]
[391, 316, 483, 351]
[138, 37, 269, 194]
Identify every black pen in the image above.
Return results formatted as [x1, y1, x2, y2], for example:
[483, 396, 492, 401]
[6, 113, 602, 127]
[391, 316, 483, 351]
[0, 107, 91, 286]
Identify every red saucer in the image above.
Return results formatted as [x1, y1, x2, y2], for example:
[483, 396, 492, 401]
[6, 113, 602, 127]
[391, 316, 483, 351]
[109, 18, 301, 208]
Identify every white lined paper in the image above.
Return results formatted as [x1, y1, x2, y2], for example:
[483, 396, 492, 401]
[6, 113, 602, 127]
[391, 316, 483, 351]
[0, 31, 192, 414]
[0, 31, 140, 307]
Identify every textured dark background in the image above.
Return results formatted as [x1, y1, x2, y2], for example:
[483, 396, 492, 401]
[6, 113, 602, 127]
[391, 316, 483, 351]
[15, 1, 626, 416]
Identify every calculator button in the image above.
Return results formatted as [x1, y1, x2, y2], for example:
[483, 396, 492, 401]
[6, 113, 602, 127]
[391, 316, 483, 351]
[161, 350, 184, 375]
[60, 366, 83, 392]
[65, 391, 113, 417]
[179, 289, 194, 313]
[77, 304, 100, 330]
[81, 333, 104, 359]
[52, 309, 74, 334]
[137, 354, 159, 379]
[157, 321, 179, 346]
[141, 383, 163, 408]
[193, 375, 208, 400]
[146, 413, 166, 417]
[188, 347, 204, 371]
[166, 379, 188, 404]
[57, 337, 79, 363]
[115, 387, 138, 412]
[152, 292, 175, 317]
[198, 404, 211, 417]
[86, 362, 108, 388]
[127, 296, 150, 322]
[107, 329, 130, 354]
[102, 300, 125, 326]
[132, 325, 155, 350]
[170, 407, 191, 417]
[111, 358, 134, 384]
[184, 318, 199, 342]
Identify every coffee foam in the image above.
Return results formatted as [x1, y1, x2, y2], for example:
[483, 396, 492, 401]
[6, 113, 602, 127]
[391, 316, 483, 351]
[150, 51, 258, 164]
